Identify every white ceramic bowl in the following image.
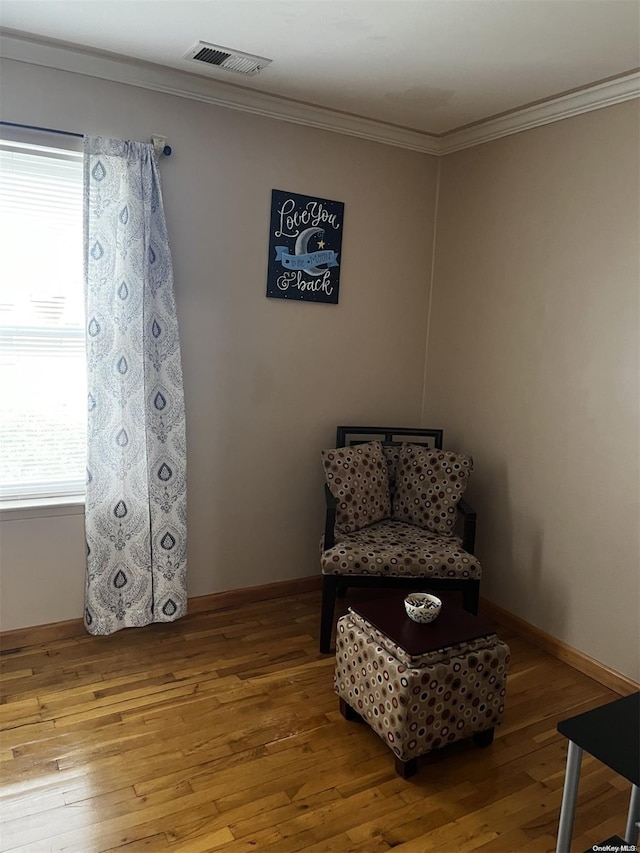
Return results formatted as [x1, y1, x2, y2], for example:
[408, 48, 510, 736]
[404, 593, 442, 624]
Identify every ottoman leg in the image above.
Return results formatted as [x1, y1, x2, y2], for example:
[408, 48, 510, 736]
[395, 756, 418, 779]
[473, 727, 495, 747]
[339, 697, 360, 722]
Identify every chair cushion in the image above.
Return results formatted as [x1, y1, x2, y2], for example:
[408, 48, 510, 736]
[392, 443, 473, 535]
[321, 440, 390, 534]
[321, 519, 481, 579]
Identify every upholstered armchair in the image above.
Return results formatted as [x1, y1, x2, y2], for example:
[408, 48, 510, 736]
[319, 426, 481, 653]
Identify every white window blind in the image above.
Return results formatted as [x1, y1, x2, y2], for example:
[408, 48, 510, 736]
[0, 140, 86, 501]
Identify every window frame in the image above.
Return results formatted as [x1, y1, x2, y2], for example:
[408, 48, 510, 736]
[0, 130, 87, 510]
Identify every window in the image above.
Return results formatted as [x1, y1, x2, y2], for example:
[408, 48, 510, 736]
[0, 138, 86, 501]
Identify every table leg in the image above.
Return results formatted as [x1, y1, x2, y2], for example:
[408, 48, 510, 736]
[555, 740, 583, 853]
[624, 784, 639, 846]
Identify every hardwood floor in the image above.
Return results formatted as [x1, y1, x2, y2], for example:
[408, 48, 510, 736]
[0, 590, 632, 852]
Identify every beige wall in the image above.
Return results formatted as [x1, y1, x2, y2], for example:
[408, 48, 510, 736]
[1, 60, 638, 684]
[425, 101, 640, 681]
[0, 59, 438, 630]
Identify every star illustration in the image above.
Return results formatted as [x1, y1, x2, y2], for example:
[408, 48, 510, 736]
[317, 239, 326, 249]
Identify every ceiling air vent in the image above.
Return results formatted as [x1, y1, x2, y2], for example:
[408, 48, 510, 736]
[184, 41, 272, 76]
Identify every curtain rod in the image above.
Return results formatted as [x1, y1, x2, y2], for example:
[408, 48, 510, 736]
[0, 120, 83, 139]
[0, 121, 173, 156]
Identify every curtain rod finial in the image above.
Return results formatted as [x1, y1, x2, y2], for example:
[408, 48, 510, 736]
[151, 134, 171, 157]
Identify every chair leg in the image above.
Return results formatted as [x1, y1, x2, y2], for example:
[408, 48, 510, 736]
[320, 575, 339, 654]
[463, 580, 480, 615]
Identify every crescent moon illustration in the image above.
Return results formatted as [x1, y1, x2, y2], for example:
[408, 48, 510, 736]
[295, 227, 325, 276]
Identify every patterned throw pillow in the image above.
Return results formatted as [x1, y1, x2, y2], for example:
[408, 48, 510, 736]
[321, 440, 391, 534]
[392, 443, 473, 535]
[381, 444, 402, 494]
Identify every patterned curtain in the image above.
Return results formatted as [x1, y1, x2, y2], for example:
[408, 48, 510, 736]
[83, 136, 187, 635]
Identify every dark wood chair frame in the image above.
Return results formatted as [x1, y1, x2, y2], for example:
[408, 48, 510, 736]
[320, 426, 480, 654]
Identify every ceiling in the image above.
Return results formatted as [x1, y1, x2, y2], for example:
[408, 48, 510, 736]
[1, 0, 639, 137]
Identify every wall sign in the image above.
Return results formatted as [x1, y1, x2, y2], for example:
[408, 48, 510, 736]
[266, 189, 344, 304]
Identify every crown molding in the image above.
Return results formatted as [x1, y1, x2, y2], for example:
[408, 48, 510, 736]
[1, 31, 638, 157]
[439, 71, 640, 154]
[0, 31, 441, 155]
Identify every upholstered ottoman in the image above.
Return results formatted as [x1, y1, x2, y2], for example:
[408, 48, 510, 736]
[334, 595, 510, 778]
